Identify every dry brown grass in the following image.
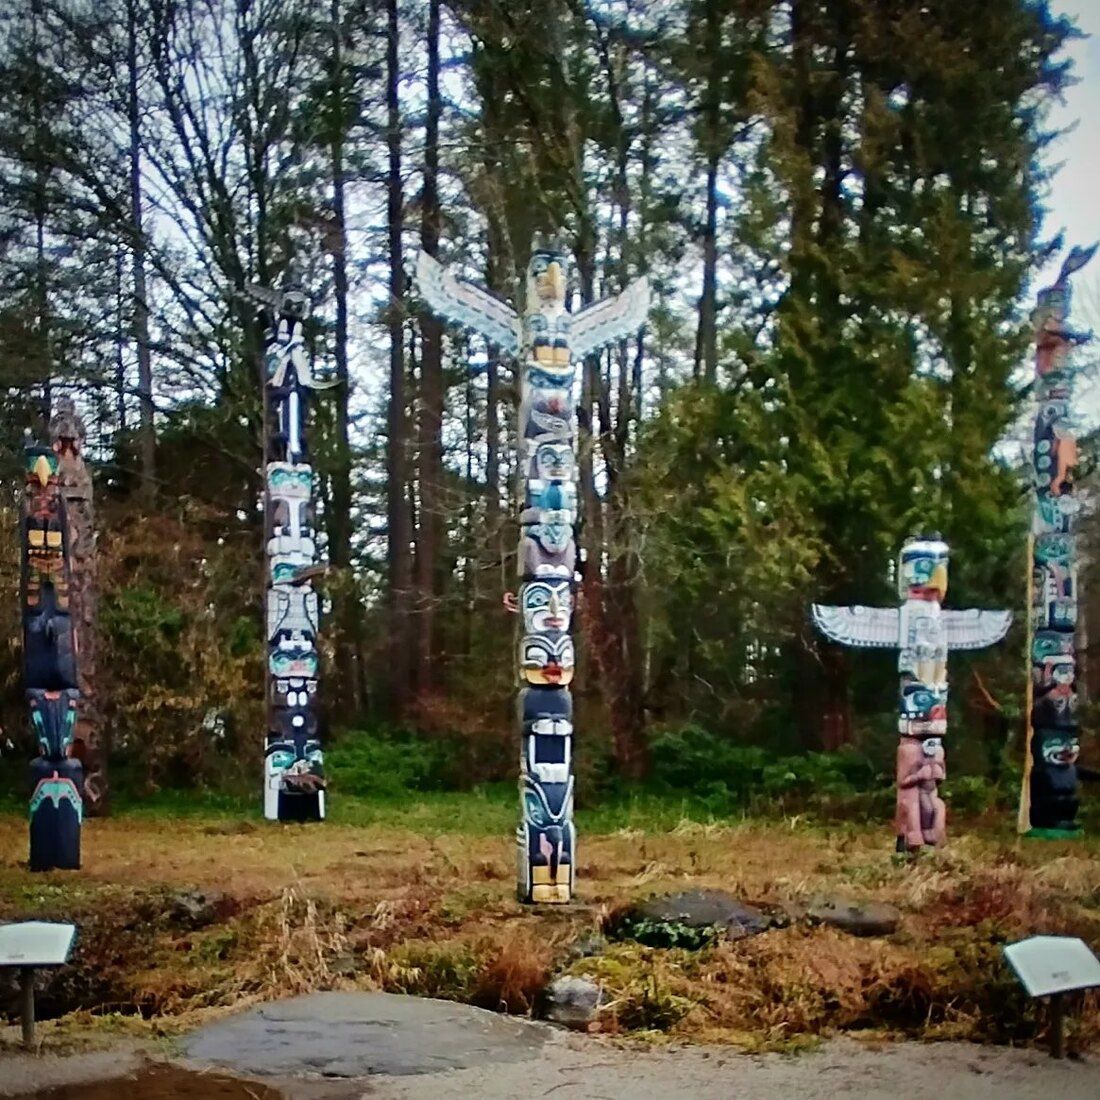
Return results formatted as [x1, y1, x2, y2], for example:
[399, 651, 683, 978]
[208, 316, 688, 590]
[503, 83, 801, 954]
[1, 811, 1098, 1053]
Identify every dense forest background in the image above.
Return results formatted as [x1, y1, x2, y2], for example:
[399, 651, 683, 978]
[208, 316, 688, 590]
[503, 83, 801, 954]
[0, 0, 1096, 809]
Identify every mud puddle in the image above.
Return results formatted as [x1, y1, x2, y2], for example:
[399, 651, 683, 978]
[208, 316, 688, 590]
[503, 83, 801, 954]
[17, 1063, 285, 1100]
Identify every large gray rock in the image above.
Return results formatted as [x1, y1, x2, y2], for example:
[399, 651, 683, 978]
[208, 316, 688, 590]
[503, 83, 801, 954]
[185, 991, 550, 1078]
[614, 889, 770, 947]
[543, 976, 603, 1030]
[807, 896, 900, 937]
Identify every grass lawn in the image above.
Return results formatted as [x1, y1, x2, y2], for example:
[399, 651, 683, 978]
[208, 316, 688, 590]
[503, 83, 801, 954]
[1, 790, 1098, 1053]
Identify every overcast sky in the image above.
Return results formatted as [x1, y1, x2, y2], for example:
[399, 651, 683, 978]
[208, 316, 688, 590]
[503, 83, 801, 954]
[1033, 2, 1100, 424]
[1041, 2, 1099, 281]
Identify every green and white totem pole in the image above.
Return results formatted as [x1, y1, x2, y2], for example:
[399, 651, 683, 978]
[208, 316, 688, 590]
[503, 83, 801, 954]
[245, 283, 333, 822]
[417, 237, 649, 902]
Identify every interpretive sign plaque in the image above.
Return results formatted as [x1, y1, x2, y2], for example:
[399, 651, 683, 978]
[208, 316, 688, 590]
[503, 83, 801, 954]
[1004, 935, 1100, 998]
[0, 921, 75, 967]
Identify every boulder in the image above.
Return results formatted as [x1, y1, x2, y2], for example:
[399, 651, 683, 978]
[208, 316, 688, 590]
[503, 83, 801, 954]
[613, 889, 770, 947]
[543, 976, 603, 1030]
[807, 896, 900, 937]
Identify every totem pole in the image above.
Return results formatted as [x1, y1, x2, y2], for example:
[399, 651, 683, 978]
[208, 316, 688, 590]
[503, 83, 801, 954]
[21, 436, 83, 870]
[247, 283, 333, 822]
[49, 398, 105, 813]
[417, 237, 649, 903]
[1020, 244, 1096, 836]
[812, 535, 1011, 852]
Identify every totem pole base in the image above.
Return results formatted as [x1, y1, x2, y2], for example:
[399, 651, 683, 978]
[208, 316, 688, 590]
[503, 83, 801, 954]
[1025, 826, 1083, 840]
[29, 761, 83, 873]
[274, 791, 325, 823]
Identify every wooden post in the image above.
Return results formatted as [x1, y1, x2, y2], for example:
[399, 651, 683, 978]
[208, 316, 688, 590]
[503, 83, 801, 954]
[1018, 530, 1035, 834]
[20, 966, 35, 1049]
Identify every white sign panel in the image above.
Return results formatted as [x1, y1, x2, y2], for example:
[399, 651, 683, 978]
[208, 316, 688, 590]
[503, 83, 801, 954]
[1004, 935, 1100, 998]
[0, 922, 76, 967]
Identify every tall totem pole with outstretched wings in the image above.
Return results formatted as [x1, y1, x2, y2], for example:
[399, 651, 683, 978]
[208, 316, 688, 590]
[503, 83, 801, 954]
[812, 535, 1011, 852]
[1020, 244, 1096, 836]
[417, 236, 649, 902]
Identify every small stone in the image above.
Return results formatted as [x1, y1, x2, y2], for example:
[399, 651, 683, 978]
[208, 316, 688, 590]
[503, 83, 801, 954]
[807, 895, 900, 937]
[169, 889, 223, 929]
[567, 933, 608, 960]
[543, 976, 603, 1030]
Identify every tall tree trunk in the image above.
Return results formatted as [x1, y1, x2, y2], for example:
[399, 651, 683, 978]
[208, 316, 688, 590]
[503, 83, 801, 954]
[114, 246, 127, 432]
[126, 0, 155, 502]
[695, 151, 719, 384]
[693, 0, 722, 385]
[386, 0, 413, 715]
[30, 0, 50, 431]
[414, 0, 444, 699]
[326, 0, 365, 716]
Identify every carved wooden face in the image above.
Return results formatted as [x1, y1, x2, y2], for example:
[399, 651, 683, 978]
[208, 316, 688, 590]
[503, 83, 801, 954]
[265, 737, 325, 789]
[899, 538, 949, 600]
[269, 634, 319, 679]
[527, 248, 568, 310]
[519, 524, 575, 581]
[50, 397, 85, 459]
[520, 632, 575, 685]
[520, 580, 573, 633]
[529, 441, 575, 481]
[25, 446, 59, 490]
[1039, 734, 1079, 767]
[899, 681, 947, 723]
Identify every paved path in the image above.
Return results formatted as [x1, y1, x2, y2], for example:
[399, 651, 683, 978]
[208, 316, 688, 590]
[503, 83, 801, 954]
[4, 993, 1100, 1099]
[185, 992, 548, 1078]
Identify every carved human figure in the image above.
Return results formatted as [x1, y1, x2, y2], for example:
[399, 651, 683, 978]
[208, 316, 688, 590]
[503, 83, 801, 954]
[895, 735, 947, 849]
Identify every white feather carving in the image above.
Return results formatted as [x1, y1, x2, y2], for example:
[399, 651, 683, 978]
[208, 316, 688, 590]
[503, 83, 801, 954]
[569, 277, 650, 360]
[416, 251, 521, 356]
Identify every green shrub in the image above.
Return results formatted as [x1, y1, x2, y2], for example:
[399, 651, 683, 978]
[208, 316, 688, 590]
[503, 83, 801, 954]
[326, 728, 460, 797]
[648, 724, 877, 809]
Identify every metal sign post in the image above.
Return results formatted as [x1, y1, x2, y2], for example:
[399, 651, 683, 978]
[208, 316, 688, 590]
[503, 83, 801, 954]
[1003, 934, 1100, 1057]
[0, 922, 76, 1049]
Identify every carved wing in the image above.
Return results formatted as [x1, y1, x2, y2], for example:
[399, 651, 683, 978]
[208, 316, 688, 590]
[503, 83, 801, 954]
[811, 605, 900, 649]
[416, 251, 520, 356]
[943, 609, 1012, 651]
[569, 277, 651, 360]
[1058, 243, 1098, 284]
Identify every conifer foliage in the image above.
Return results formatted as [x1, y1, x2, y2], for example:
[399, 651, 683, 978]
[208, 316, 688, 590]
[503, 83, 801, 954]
[0, 1, 1082, 787]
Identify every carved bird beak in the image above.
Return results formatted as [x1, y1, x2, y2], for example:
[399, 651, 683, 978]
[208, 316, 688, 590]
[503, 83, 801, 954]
[34, 455, 51, 487]
[547, 261, 565, 301]
[931, 564, 948, 596]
